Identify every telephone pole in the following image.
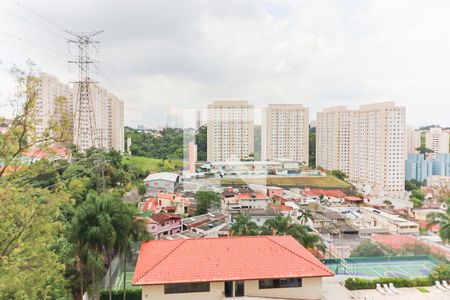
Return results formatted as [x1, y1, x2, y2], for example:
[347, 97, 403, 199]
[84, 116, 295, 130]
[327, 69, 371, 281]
[68, 30, 103, 151]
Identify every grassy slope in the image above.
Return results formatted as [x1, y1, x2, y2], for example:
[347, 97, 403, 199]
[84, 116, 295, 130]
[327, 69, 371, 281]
[123, 155, 183, 173]
[219, 176, 351, 188]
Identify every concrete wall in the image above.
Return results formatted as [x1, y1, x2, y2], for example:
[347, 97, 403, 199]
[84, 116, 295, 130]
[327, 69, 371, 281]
[141, 278, 323, 300]
[141, 282, 224, 300]
[244, 277, 322, 300]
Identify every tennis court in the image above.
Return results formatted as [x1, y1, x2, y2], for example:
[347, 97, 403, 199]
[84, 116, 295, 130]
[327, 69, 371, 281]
[112, 271, 138, 290]
[323, 256, 441, 278]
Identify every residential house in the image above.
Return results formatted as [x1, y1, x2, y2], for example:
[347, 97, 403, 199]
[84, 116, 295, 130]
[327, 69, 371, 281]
[143, 172, 180, 196]
[240, 208, 278, 226]
[147, 213, 182, 240]
[132, 236, 334, 299]
[222, 192, 270, 214]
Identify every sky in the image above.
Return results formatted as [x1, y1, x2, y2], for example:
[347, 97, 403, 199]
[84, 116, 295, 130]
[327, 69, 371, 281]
[0, 0, 450, 128]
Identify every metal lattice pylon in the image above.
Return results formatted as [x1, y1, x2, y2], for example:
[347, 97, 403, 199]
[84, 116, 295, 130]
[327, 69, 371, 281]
[68, 30, 103, 151]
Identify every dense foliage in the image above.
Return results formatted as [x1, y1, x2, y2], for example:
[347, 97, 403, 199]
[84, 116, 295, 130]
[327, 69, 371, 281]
[193, 191, 221, 215]
[125, 127, 184, 160]
[100, 289, 141, 300]
[231, 214, 326, 254]
[0, 66, 150, 300]
[345, 276, 434, 290]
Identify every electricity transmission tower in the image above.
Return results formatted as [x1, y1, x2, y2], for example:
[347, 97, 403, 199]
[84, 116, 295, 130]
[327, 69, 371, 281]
[67, 30, 103, 151]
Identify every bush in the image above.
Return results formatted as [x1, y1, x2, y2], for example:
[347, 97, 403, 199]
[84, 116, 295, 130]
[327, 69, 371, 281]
[429, 263, 450, 281]
[100, 289, 141, 300]
[345, 277, 433, 290]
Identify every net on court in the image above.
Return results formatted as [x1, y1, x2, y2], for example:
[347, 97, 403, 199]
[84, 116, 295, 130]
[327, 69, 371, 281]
[323, 255, 441, 278]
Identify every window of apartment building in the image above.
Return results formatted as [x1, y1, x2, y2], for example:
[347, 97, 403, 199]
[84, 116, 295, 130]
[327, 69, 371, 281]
[259, 278, 302, 289]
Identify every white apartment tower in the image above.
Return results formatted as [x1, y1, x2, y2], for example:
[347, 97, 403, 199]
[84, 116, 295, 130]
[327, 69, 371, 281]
[207, 101, 254, 162]
[317, 102, 406, 197]
[36, 72, 124, 152]
[262, 104, 309, 164]
[405, 126, 421, 154]
[350, 102, 406, 196]
[35, 73, 71, 139]
[316, 106, 353, 175]
[425, 127, 449, 159]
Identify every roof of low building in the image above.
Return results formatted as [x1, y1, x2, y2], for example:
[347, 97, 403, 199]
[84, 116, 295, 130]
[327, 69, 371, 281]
[305, 189, 347, 198]
[133, 235, 333, 285]
[149, 212, 181, 224]
[143, 172, 179, 182]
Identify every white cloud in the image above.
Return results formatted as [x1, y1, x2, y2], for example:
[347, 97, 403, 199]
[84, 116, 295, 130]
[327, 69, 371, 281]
[0, 0, 449, 128]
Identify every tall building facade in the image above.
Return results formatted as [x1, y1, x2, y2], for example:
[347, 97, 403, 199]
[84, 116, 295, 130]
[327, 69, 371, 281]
[37, 72, 124, 152]
[405, 154, 433, 182]
[317, 102, 406, 196]
[36, 73, 71, 139]
[405, 126, 421, 155]
[425, 127, 449, 159]
[316, 106, 353, 175]
[262, 104, 309, 164]
[350, 102, 405, 196]
[207, 101, 254, 162]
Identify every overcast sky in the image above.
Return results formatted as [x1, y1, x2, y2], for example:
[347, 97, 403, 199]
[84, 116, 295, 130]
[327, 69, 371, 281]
[1, 0, 449, 128]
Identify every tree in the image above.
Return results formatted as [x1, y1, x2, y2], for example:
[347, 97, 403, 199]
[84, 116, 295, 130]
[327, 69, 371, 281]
[231, 215, 259, 236]
[427, 202, 450, 244]
[415, 146, 434, 159]
[261, 215, 326, 254]
[309, 132, 316, 168]
[194, 191, 221, 215]
[195, 125, 207, 161]
[298, 208, 313, 225]
[429, 263, 450, 281]
[350, 241, 386, 257]
[330, 170, 347, 181]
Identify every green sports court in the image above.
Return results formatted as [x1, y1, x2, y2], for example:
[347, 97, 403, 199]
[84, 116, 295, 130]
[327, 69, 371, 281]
[322, 255, 442, 278]
[112, 271, 139, 290]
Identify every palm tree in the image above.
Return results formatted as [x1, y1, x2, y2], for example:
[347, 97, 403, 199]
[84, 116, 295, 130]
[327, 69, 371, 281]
[231, 215, 259, 236]
[427, 204, 450, 244]
[117, 211, 150, 300]
[415, 146, 434, 160]
[263, 215, 326, 254]
[262, 215, 291, 235]
[298, 208, 313, 225]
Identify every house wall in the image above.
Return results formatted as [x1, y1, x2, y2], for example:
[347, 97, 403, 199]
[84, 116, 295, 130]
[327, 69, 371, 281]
[245, 277, 322, 299]
[140, 277, 323, 300]
[141, 282, 224, 300]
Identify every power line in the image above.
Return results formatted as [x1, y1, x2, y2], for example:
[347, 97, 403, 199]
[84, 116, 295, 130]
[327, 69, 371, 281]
[15, 1, 69, 33]
[67, 30, 104, 151]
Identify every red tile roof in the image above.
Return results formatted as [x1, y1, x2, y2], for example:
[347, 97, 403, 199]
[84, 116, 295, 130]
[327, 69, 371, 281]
[132, 235, 333, 285]
[235, 192, 269, 200]
[149, 213, 181, 224]
[305, 189, 346, 198]
[345, 196, 363, 202]
[142, 198, 158, 212]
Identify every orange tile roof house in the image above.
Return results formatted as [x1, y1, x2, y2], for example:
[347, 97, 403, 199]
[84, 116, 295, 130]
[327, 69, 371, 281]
[133, 235, 333, 299]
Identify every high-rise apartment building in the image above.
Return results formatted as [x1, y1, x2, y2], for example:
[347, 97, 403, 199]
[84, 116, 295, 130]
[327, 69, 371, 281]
[317, 102, 406, 196]
[405, 126, 421, 155]
[262, 104, 309, 164]
[36, 72, 124, 152]
[350, 102, 405, 196]
[207, 101, 254, 162]
[316, 106, 353, 175]
[36, 73, 71, 139]
[425, 127, 449, 159]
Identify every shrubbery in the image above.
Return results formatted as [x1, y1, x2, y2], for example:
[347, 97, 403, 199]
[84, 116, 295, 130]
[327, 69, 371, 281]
[345, 277, 434, 290]
[100, 289, 141, 300]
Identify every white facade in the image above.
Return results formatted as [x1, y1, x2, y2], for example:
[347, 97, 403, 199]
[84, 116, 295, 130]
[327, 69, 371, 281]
[425, 127, 449, 159]
[36, 72, 124, 152]
[316, 106, 353, 175]
[405, 126, 421, 155]
[316, 102, 406, 197]
[262, 104, 309, 164]
[35, 73, 71, 139]
[207, 101, 254, 162]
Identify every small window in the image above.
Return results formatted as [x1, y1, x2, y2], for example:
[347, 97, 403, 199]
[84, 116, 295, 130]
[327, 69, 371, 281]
[259, 278, 302, 289]
[164, 282, 210, 294]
